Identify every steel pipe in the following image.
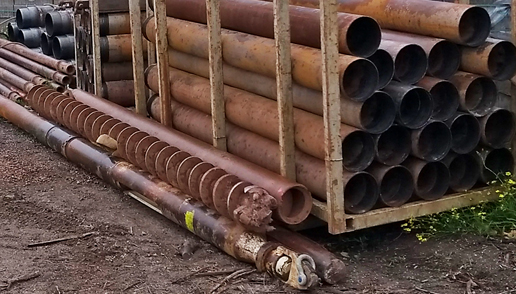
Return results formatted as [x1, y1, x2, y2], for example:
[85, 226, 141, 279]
[52, 34, 75, 60]
[101, 80, 135, 107]
[411, 121, 452, 162]
[100, 34, 148, 63]
[379, 40, 427, 84]
[382, 30, 460, 79]
[40, 33, 53, 56]
[474, 148, 514, 184]
[0, 67, 34, 92]
[18, 28, 44, 48]
[45, 10, 73, 37]
[449, 72, 497, 117]
[367, 163, 414, 207]
[0, 56, 47, 86]
[142, 16, 378, 101]
[99, 13, 132, 36]
[383, 82, 432, 129]
[479, 108, 515, 149]
[69, 88, 312, 225]
[279, 0, 491, 46]
[441, 153, 479, 192]
[100, 62, 135, 82]
[444, 112, 481, 155]
[0, 79, 23, 101]
[373, 125, 411, 166]
[416, 77, 460, 121]
[403, 157, 450, 201]
[16, 5, 53, 28]
[7, 22, 19, 42]
[460, 38, 516, 81]
[149, 0, 380, 57]
[367, 48, 394, 89]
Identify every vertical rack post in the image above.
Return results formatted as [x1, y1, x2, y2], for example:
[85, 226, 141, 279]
[90, 0, 102, 96]
[154, 0, 172, 127]
[147, 0, 157, 96]
[274, 0, 296, 180]
[511, 0, 516, 173]
[320, 0, 345, 233]
[129, 0, 148, 116]
[206, 0, 227, 151]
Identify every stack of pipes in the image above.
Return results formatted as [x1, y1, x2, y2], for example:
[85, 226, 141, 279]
[140, 0, 516, 217]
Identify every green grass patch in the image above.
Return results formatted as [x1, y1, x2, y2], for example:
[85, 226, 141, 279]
[403, 172, 516, 241]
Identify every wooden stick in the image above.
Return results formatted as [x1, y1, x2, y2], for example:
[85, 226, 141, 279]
[0, 271, 40, 290]
[27, 232, 95, 248]
[209, 269, 254, 293]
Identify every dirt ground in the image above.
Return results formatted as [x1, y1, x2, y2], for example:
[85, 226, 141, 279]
[1, 117, 515, 294]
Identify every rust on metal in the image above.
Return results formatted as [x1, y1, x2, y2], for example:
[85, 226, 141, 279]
[460, 38, 516, 80]
[449, 71, 497, 117]
[379, 39, 427, 84]
[416, 76, 460, 121]
[479, 108, 515, 149]
[383, 82, 432, 129]
[129, 0, 148, 116]
[444, 112, 481, 154]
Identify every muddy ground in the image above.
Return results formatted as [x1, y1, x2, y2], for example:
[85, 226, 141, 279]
[0, 117, 515, 294]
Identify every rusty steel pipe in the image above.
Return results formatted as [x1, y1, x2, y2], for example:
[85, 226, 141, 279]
[0, 79, 23, 101]
[382, 30, 460, 79]
[166, 50, 394, 133]
[16, 5, 53, 29]
[278, 0, 491, 46]
[100, 62, 135, 81]
[69, 88, 312, 225]
[460, 38, 516, 81]
[383, 82, 432, 129]
[444, 112, 481, 155]
[40, 32, 53, 56]
[411, 121, 452, 162]
[149, 0, 380, 57]
[449, 72, 497, 117]
[7, 22, 19, 42]
[142, 16, 378, 101]
[403, 157, 450, 200]
[0, 66, 34, 92]
[45, 10, 73, 37]
[441, 153, 479, 192]
[373, 125, 411, 166]
[367, 163, 414, 207]
[0, 94, 319, 290]
[473, 148, 514, 184]
[379, 40, 427, 84]
[0, 56, 47, 86]
[146, 66, 375, 169]
[18, 28, 44, 48]
[99, 13, 132, 36]
[52, 34, 75, 60]
[101, 80, 135, 107]
[479, 108, 515, 149]
[416, 77, 460, 122]
[367, 48, 394, 89]
[100, 34, 148, 63]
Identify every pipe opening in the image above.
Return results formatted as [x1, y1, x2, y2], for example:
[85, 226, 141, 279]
[367, 49, 394, 89]
[15, 9, 26, 29]
[416, 162, 449, 200]
[17, 30, 25, 44]
[429, 81, 460, 121]
[482, 148, 514, 183]
[7, 23, 18, 42]
[276, 187, 310, 224]
[360, 91, 396, 134]
[45, 13, 55, 37]
[449, 113, 480, 154]
[41, 33, 52, 56]
[344, 172, 379, 214]
[346, 16, 381, 58]
[464, 77, 496, 116]
[342, 131, 374, 171]
[488, 41, 516, 80]
[375, 125, 411, 165]
[428, 41, 461, 79]
[398, 88, 432, 129]
[394, 44, 427, 84]
[341, 59, 378, 101]
[459, 7, 491, 47]
[484, 109, 515, 148]
[417, 121, 452, 161]
[448, 154, 479, 191]
[380, 166, 413, 207]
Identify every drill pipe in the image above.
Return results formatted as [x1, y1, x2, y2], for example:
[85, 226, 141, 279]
[100, 34, 148, 63]
[18, 28, 44, 48]
[403, 157, 450, 200]
[441, 152, 480, 192]
[142, 16, 379, 101]
[0, 39, 75, 75]
[99, 13, 132, 36]
[45, 10, 73, 37]
[69, 88, 312, 225]
[367, 163, 414, 207]
[367, 48, 395, 89]
[277, 0, 491, 46]
[448, 72, 497, 117]
[383, 82, 433, 129]
[411, 121, 452, 162]
[27, 86, 278, 230]
[0, 44, 72, 85]
[148, 0, 381, 57]
[379, 39, 428, 84]
[0, 78, 23, 101]
[479, 108, 515, 149]
[0, 66, 34, 92]
[444, 112, 481, 155]
[165, 50, 395, 134]
[148, 95, 380, 213]
[460, 38, 516, 81]
[100, 62, 136, 81]
[7, 22, 19, 42]
[52, 35, 76, 60]
[146, 66, 375, 169]
[0, 93, 319, 290]
[101, 80, 135, 107]
[473, 147, 514, 184]
[16, 5, 54, 28]
[382, 30, 460, 80]
[373, 125, 411, 166]
[416, 77, 460, 121]
[0, 56, 52, 90]
[40, 33, 53, 56]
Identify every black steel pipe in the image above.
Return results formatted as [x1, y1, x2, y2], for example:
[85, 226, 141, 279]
[7, 22, 19, 42]
[460, 38, 516, 81]
[379, 40, 427, 84]
[383, 82, 433, 129]
[449, 72, 497, 117]
[16, 5, 53, 28]
[441, 152, 479, 192]
[367, 163, 414, 207]
[411, 121, 452, 162]
[479, 108, 515, 149]
[444, 112, 481, 155]
[40, 32, 53, 56]
[52, 34, 75, 60]
[403, 157, 450, 201]
[474, 148, 514, 184]
[367, 48, 394, 89]
[373, 125, 411, 166]
[417, 77, 460, 121]
[18, 28, 44, 48]
[45, 10, 73, 37]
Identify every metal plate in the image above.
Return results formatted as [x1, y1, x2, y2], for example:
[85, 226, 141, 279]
[134, 136, 159, 170]
[212, 174, 240, 218]
[125, 131, 149, 165]
[155, 146, 179, 181]
[144, 141, 169, 176]
[188, 162, 214, 200]
[199, 167, 227, 210]
[174, 156, 202, 192]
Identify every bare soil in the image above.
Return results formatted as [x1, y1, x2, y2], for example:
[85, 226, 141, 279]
[0, 117, 515, 294]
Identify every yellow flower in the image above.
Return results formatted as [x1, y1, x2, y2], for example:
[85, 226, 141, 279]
[506, 172, 512, 176]
[508, 179, 515, 185]
[500, 194, 505, 198]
